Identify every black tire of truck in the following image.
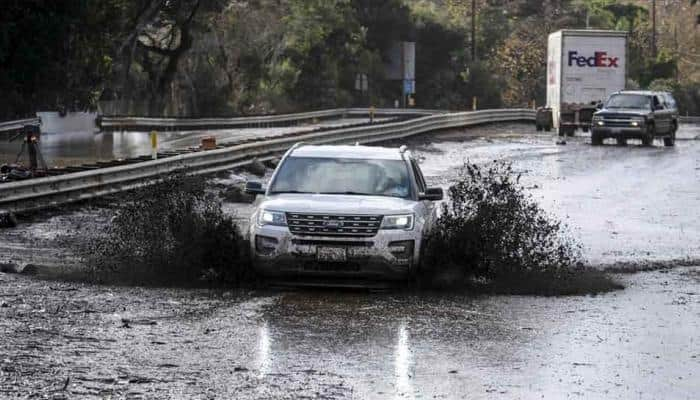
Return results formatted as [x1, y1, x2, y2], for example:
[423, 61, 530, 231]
[536, 123, 543, 131]
[642, 124, 655, 147]
[591, 132, 603, 146]
[664, 123, 677, 147]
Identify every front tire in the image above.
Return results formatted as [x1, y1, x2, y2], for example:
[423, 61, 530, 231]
[616, 137, 628, 146]
[591, 132, 603, 146]
[642, 125, 655, 147]
[664, 123, 677, 147]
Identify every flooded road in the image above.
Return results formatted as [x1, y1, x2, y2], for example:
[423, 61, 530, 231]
[2, 123, 700, 399]
[0, 118, 387, 167]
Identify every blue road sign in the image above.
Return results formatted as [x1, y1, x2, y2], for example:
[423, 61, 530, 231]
[403, 80, 415, 95]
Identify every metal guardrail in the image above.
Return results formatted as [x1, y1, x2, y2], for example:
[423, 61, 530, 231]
[680, 116, 700, 124]
[0, 109, 534, 214]
[99, 108, 445, 131]
[0, 118, 41, 134]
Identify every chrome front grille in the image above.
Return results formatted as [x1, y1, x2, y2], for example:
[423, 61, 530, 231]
[604, 114, 632, 120]
[286, 213, 383, 237]
[599, 114, 637, 127]
[603, 120, 635, 127]
[604, 119, 632, 128]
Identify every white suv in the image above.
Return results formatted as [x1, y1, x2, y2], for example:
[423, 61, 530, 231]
[245, 143, 443, 282]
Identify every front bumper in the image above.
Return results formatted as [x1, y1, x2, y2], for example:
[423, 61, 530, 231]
[249, 224, 421, 281]
[591, 126, 645, 138]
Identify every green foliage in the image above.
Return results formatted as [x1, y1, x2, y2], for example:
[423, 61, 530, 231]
[2, 0, 697, 117]
[0, 0, 125, 118]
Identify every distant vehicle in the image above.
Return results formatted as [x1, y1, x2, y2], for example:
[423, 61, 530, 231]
[591, 91, 679, 146]
[244, 143, 443, 283]
[541, 29, 627, 136]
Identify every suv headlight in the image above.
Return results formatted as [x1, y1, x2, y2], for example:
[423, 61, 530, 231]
[630, 117, 644, 127]
[381, 214, 414, 230]
[257, 209, 287, 226]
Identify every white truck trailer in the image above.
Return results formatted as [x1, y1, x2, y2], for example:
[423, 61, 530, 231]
[542, 29, 627, 136]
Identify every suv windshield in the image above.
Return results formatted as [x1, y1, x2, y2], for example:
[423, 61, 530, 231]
[606, 94, 651, 109]
[269, 156, 411, 198]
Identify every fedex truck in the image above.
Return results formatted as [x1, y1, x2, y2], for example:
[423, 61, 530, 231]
[542, 29, 627, 136]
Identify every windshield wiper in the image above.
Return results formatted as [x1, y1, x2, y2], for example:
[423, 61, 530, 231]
[322, 191, 374, 196]
[268, 190, 314, 195]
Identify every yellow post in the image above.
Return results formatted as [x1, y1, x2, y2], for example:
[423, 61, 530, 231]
[472, 96, 478, 111]
[369, 105, 376, 123]
[150, 130, 158, 160]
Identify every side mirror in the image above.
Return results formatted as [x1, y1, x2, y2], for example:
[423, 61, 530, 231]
[654, 104, 664, 111]
[596, 102, 603, 110]
[244, 181, 266, 195]
[419, 187, 444, 201]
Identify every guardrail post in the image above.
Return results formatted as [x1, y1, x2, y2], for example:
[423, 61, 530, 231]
[150, 130, 158, 160]
[472, 97, 478, 111]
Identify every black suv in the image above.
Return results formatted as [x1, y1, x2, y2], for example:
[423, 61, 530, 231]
[591, 91, 679, 146]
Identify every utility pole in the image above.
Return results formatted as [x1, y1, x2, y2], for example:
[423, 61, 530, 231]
[471, 0, 476, 61]
[651, 0, 657, 59]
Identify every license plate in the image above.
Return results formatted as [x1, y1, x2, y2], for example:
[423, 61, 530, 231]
[316, 247, 347, 262]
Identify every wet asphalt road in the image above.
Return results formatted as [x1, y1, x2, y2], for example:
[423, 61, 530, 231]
[413, 123, 700, 265]
[1, 123, 700, 399]
[1, 266, 698, 399]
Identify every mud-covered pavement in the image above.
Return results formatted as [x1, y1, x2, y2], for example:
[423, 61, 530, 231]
[2, 266, 698, 398]
[2, 123, 700, 398]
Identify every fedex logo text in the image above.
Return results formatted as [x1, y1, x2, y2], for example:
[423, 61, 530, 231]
[568, 51, 619, 68]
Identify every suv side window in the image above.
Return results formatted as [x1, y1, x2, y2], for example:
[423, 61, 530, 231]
[664, 94, 677, 110]
[653, 96, 664, 110]
[410, 159, 427, 194]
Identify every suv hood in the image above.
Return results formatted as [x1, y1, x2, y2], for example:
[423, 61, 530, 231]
[259, 193, 417, 215]
[596, 108, 648, 117]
